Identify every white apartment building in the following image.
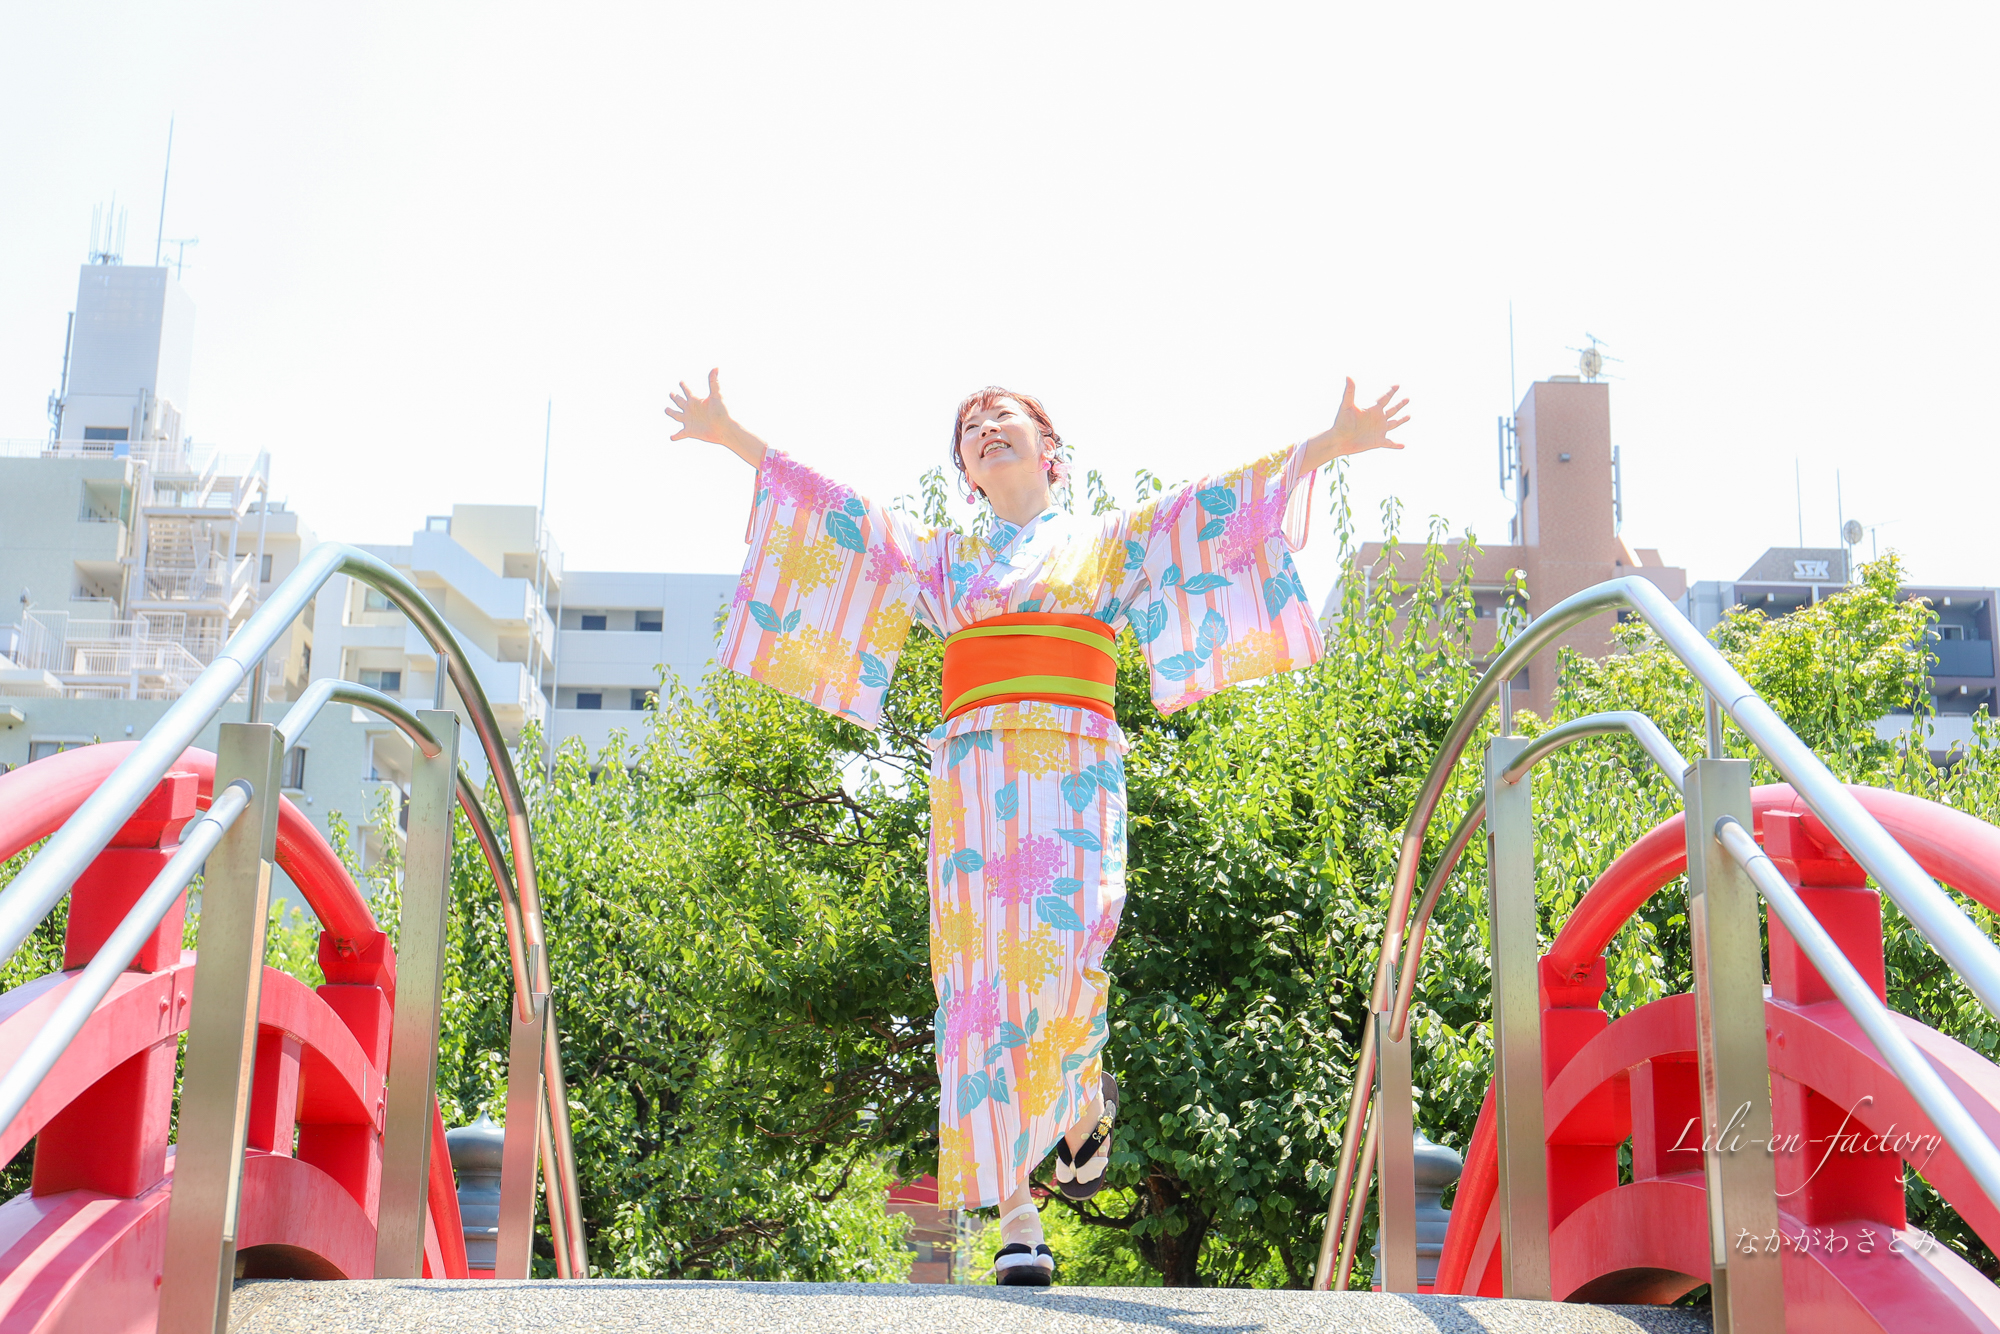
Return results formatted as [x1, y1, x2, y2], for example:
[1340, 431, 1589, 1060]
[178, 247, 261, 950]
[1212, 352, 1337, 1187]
[2, 253, 737, 900]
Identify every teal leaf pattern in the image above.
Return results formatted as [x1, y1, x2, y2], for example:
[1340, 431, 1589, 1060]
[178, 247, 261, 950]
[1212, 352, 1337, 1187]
[781, 609, 803, 632]
[995, 782, 1018, 821]
[1197, 516, 1227, 542]
[1198, 609, 1229, 658]
[990, 1065, 1011, 1105]
[1027, 1008, 1041, 1037]
[1182, 573, 1231, 595]
[1092, 597, 1122, 625]
[958, 1070, 990, 1117]
[953, 848, 985, 874]
[1197, 485, 1239, 515]
[826, 512, 865, 552]
[1016, 598, 1042, 613]
[946, 731, 994, 769]
[1161, 563, 1181, 589]
[1051, 877, 1083, 895]
[997, 1021, 1029, 1049]
[1086, 758, 1123, 793]
[748, 601, 783, 632]
[1014, 1127, 1031, 1166]
[859, 651, 890, 688]
[1036, 895, 1086, 931]
[843, 497, 867, 516]
[1123, 539, 1146, 570]
[1263, 576, 1294, 616]
[1130, 601, 1168, 644]
[1060, 772, 1098, 811]
[1061, 1052, 1087, 1073]
[1155, 652, 1203, 681]
[1054, 828, 1102, 851]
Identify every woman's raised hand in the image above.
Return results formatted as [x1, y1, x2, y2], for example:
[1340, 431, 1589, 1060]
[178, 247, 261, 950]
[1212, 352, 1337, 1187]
[665, 368, 734, 444]
[1306, 378, 1411, 469]
[665, 368, 767, 467]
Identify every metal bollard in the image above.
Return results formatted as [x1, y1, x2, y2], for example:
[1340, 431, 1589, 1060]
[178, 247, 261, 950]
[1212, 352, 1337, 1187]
[447, 1113, 506, 1275]
[1371, 1130, 1463, 1291]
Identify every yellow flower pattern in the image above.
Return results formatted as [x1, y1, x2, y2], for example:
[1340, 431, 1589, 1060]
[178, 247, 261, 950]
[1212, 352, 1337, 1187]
[1213, 628, 1287, 682]
[772, 534, 845, 591]
[758, 627, 862, 703]
[996, 923, 1062, 992]
[1004, 728, 1071, 778]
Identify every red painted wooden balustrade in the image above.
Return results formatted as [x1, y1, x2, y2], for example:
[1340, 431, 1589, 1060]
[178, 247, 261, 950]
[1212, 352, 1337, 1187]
[1432, 784, 2000, 1331]
[0, 743, 467, 1333]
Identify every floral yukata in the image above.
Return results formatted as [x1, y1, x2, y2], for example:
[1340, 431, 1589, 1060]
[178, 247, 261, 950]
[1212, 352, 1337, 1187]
[719, 443, 1324, 1209]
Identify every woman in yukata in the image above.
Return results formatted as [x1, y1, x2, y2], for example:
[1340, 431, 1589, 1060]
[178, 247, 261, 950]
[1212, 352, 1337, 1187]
[666, 370, 1409, 1285]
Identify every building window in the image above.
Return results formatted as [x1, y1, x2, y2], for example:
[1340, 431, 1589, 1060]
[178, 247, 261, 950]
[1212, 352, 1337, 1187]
[363, 588, 393, 613]
[301, 645, 311, 675]
[426, 516, 451, 533]
[260, 554, 274, 583]
[28, 739, 87, 762]
[282, 746, 307, 789]
[360, 669, 402, 693]
[581, 614, 607, 631]
[575, 692, 603, 710]
[631, 689, 656, 711]
[637, 613, 663, 632]
[83, 427, 129, 442]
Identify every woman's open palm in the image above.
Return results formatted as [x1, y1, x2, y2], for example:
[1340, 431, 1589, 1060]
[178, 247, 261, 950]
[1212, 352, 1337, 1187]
[1329, 378, 1411, 457]
[665, 369, 732, 444]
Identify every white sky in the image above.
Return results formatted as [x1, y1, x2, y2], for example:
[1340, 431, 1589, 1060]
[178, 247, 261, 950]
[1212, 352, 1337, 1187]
[2, 4, 1994, 609]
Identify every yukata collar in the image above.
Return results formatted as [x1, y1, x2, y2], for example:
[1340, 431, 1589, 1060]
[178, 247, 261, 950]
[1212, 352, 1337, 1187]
[988, 507, 1065, 560]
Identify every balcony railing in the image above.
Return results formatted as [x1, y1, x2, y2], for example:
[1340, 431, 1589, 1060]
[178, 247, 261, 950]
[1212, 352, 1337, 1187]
[1931, 637, 1996, 679]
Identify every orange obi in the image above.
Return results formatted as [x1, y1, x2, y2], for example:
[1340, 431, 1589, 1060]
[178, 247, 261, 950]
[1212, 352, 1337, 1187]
[941, 612, 1118, 722]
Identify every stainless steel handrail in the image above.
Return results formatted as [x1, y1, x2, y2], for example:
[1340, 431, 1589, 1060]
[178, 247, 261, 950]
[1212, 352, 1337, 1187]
[0, 780, 252, 1144]
[1390, 711, 1690, 1042]
[1320, 710, 1692, 1289]
[1715, 817, 2000, 1209]
[0, 541, 588, 1276]
[1320, 575, 2000, 1292]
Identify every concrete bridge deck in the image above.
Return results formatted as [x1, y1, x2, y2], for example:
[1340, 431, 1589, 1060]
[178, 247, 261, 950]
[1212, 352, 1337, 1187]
[227, 1280, 1711, 1333]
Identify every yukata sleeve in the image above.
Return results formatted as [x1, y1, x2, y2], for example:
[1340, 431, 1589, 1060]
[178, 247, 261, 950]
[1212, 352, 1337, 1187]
[718, 448, 933, 729]
[1112, 442, 1322, 715]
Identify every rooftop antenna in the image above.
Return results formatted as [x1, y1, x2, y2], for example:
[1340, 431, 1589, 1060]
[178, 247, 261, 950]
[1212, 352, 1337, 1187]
[1497, 302, 1521, 541]
[88, 198, 128, 265]
[162, 237, 199, 280]
[153, 116, 174, 267]
[1566, 333, 1622, 382]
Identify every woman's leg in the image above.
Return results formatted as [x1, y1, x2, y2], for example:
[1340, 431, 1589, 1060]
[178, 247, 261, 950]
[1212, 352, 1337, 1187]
[1062, 1088, 1104, 1155]
[998, 1179, 1043, 1247]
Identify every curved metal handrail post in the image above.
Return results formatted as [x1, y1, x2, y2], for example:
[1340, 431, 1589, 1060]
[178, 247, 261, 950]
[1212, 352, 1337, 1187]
[1324, 572, 2000, 1290]
[1322, 708, 1694, 1288]
[1367, 582, 1635, 1012]
[275, 678, 444, 760]
[1617, 575, 2000, 1022]
[1717, 817, 2000, 1215]
[269, 678, 535, 1027]
[1497, 710, 1691, 793]
[0, 540, 587, 1275]
[1386, 711, 1691, 1042]
[0, 780, 252, 1142]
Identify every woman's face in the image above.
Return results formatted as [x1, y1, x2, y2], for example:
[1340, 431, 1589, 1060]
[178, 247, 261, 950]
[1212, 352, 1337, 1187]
[958, 397, 1050, 498]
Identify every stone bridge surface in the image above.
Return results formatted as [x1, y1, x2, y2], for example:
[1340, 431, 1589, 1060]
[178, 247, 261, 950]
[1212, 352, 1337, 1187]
[227, 1281, 1711, 1333]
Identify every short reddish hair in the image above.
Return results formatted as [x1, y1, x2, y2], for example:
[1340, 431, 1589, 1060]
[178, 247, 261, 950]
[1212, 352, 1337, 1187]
[950, 387, 1069, 499]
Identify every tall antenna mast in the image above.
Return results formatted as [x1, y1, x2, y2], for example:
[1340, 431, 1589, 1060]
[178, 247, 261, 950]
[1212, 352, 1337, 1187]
[536, 399, 556, 778]
[153, 117, 174, 267]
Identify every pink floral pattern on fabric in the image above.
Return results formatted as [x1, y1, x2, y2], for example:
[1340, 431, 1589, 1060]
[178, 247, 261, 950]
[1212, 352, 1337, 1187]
[1217, 492, 1287, 574]
[762, 451, 855, 513]
[983, 837, 1064, 907]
